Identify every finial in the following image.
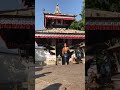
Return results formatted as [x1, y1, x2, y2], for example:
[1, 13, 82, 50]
[54, 4, 61, 14]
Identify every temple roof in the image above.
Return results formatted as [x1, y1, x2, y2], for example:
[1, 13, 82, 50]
[44, 4, 76, 17]
[0, 8, 34, 17]
[86, 9, 120, 18]
[44, 12, 76, 17]
[35, 28, 85, 39]
[35, 28, 84, 34]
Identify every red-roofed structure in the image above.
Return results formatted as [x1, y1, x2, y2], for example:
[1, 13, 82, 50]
[35, 5, 85, 65]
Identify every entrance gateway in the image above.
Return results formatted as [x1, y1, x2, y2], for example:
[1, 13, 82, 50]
[35, 4, 85, 65]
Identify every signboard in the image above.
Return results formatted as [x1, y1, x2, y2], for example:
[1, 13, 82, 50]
[0, 17, 34, 29]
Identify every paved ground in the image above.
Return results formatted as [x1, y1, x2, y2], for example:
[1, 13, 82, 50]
[35, 63, 85, 90]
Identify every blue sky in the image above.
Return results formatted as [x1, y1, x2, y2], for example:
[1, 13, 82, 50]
[35, 0, 83, 30]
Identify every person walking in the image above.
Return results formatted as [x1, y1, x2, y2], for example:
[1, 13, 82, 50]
[62, 43, 70, 65]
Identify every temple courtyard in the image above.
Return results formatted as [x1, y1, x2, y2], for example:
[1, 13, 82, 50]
[35, 64, 85, 90]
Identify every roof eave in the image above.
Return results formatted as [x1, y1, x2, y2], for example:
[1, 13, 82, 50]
[44, 12, 76, 17]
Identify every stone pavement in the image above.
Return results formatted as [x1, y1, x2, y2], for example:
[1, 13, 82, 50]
[35, 64, 85, 90]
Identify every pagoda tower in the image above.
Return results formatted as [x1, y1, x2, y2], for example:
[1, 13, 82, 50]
[44, 4, 76, 29]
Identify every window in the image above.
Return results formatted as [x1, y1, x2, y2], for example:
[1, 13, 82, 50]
[56, 20, 63, 25]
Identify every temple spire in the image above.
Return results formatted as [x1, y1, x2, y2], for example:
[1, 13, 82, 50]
[54, 4, 61, 14]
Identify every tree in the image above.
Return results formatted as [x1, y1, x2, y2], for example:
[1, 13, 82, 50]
[79, 0, 85, 31]
[69, 0, 85, 30]
[70, 21, 79, 30]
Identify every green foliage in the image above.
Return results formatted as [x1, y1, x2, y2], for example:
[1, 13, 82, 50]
[69, 0, 85, 30]
[79, 3, 85, 31]
[70, 21, 79, 30]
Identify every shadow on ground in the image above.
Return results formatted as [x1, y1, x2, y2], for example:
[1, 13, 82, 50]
[42, 83, 62, 90]
[35, 72, 52, 79]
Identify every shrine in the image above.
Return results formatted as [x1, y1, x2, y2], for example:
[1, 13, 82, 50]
[35, 4, 85, 65]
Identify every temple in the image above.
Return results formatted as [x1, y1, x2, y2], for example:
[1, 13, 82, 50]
[35, 4, 85, 65]
[44, 4, 76, 29]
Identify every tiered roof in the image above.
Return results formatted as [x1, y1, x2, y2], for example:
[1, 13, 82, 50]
[36, 4, 84, 39]
[36, 28, 84, 34]
[35, 28, 85, 39]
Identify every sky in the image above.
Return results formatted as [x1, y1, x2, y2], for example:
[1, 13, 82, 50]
[35, 0, 83, 30]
